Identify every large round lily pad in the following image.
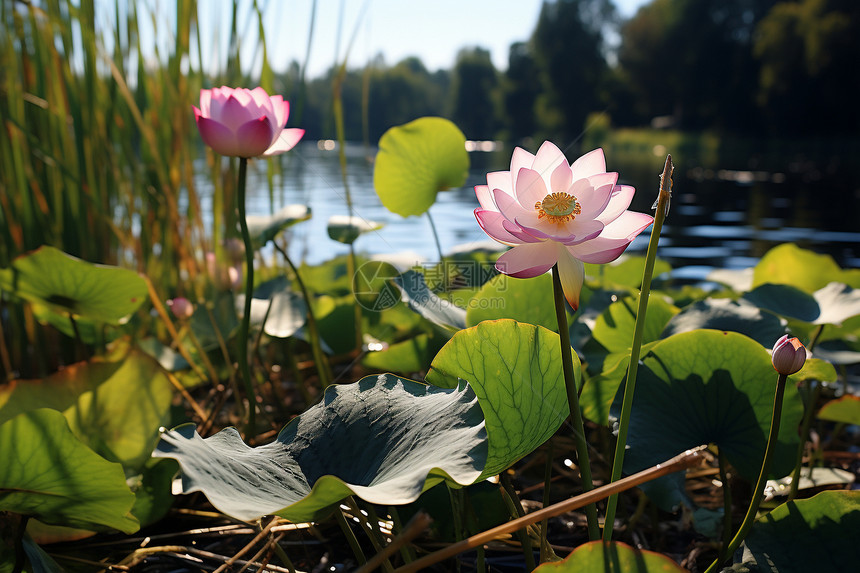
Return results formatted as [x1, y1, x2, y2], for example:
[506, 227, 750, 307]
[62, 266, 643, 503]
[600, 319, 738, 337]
[534, 540, 686, 572]
[615, 330, 805, 510]
[465, 272, 558, 332]
[0, 350, 173, 472]
[154, 375, 488, 522]
[0, 408, 138, 533]
[739, 491, 860, 572]
[373, 117, 469, 217]
[426, 319, 574, 479]
[0, 245, 147, 324]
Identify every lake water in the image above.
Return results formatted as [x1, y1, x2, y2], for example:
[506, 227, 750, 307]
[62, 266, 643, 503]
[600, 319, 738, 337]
[230, 141, 860, 280]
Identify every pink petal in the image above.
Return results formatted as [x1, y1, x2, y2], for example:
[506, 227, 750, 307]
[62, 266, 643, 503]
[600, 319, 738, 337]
[532, 141, 567, 179]
[515, 168, 548, 208]
[249, 87, 273, 107]
[199, 90, 212, 116]
[496, 242, 559, 278]
[262, 128, 304, 157]
[270, 96, 289, 128]
[475, 209, 520, 245]
[596, 185, 636, 224]
[567, 237, 635, 264]
[550, 161, 572, 194]
[576, 178, 616, 220]
[475, 185, 497, 211]
[556, 250, 586, 310]
[219, 94, 258, 132]
[494, 187, 530, 221]
[571, 148, 606, 179]
[486, 170, 514, 196]
[502, 219, 543, 243]
[196, 115, 243, 157]
[236, 117, 275, 157]
[600, 211, 654, 240]
[510, 146, 536, 191]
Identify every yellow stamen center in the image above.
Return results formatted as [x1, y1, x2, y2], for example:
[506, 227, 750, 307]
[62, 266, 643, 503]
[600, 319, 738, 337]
[535, 192, 581, 223]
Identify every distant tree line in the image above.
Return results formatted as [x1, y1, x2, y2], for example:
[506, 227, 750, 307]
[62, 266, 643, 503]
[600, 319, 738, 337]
[274, 0, 860, 143]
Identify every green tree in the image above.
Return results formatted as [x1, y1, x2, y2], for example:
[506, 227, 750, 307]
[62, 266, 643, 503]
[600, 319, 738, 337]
[448, 47, 501, 140]
[617, 0, 774, 131]
[502, 41, 541, 144]
[531, 0, 617, 141]
[754, 0, 860, 135]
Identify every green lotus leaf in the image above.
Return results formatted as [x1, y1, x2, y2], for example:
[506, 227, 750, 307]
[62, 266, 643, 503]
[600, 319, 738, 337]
[583, 294, 678, 373]
[374, 117, 469, 217]
[752, 243, 845, 293]
[811, 282, 860, 326]
[466, 272, 558, 332]
[533, 540, 686, 572]
[0, 245, 147, 324]
[362, 333, 433, 374]
[426, 320, 573, 479]
[395, 270, 466, 332]
[237, 278, 307, 339]
[245, 204, 311, 247]
[585, 255, 672, 290]
[327, 214, 384, 245]
[579, 341, 660, 425]
[740, 491, 860, 572]
[0, 408, 138, 533]
[616, 330, 804, 511]
[660, 297, 786, 347]
[743, 282, 860, 327]
[767, 467, 855, 499]
[153, 375, 487, 522]
[0, 350, 174, 472]
[817, 395, 860, 425]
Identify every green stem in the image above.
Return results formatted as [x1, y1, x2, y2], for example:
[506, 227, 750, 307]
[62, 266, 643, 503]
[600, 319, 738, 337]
[236, 157, 256, 434]
[788, 324, 824, 501]
[426, 210, 444, 263]
[336, 505, 367, 566]
[603, 154, 673, 542]
[540, 440, 553, 563]
[718, 450, 734, 555]
[272, 241, 332, 387]
[551, 264, 600, 541]
[788, 380, 821, 501]
[500, 473, 536, 571]
[705, 374, 788, 573]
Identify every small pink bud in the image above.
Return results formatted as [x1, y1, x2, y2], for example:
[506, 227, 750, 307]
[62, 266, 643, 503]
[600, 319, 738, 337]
[168, 297, 194, 320]
[771, 335, 807, 375]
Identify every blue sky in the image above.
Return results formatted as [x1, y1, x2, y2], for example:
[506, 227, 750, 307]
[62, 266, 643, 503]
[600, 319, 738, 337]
[132, 0, 648, 78]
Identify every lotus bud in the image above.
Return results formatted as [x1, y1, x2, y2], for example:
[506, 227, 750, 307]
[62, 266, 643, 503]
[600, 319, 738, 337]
[168, 297, 194, 320]
[771, 335, 807, 376]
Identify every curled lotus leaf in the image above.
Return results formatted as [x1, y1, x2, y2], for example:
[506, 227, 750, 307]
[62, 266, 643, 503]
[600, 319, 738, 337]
[153, 375, 487, 522]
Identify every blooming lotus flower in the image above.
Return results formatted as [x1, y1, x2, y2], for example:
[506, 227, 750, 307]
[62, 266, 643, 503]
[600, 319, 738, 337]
[193, 86, 304, 158]
[771, 335, 807, 375]
[474, 142, 654, 310]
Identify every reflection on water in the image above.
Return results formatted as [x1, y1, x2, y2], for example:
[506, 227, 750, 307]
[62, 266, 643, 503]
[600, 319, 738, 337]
[205, 142, 859, 279]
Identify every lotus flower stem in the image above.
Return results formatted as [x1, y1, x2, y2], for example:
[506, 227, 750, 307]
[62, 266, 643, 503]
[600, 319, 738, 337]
[272, 242, 332, 387]
[603, 154, 673, 542]
[236, 157, 257, 433]
[788, 325, 823, 501]
[540, 440, 554, 563]
[336, 504, 368, 566]
[499, 473, 536, 570]
[705, 373, 787, 572]
[552, 263, 600, 541]
[788, 380, 821, 501]
[426, 210, 445, 263]
[392, 446, 706, 573]
[718, 450, 734, 552]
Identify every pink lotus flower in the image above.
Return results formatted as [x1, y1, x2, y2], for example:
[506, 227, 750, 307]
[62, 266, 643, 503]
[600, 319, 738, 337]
[771, 335, 807, 375]
[193, 86, 304, 158]
[474, 142, 654, 310]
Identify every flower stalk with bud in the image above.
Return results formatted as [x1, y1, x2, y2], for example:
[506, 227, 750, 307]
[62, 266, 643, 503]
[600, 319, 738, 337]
[704, 335, 807, 572]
